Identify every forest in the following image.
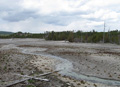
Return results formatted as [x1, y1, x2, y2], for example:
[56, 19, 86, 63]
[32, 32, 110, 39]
[45, 30, 120, 44]
[0, 30, 120, 44]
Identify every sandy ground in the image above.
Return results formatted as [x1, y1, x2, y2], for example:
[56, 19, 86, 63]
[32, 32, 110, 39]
[0, 39, 120, 87]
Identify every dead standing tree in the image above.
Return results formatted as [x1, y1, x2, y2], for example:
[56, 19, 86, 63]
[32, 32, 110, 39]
[81, 31, 83, 43]
[118, 30, 120, 44]
[103, 22, 106, 43]
[118, 34, 120, 44]
[108, 27, 111, 43]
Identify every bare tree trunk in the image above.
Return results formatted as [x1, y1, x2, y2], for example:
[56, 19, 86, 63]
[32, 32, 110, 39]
[81, 31, 82, 43]
[103, 22, 106, 43]
[118, 33, 120, 44]
[5, 70, 60, 87]
[108, 27, 111, 43]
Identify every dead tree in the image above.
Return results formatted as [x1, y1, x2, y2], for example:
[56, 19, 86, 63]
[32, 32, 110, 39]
[108, 27, 111, 43]
[5, 70, 60, 87]
[118, 34, 120, 44]
[103, 22, 106, 43]
[81, 31, 83, 43]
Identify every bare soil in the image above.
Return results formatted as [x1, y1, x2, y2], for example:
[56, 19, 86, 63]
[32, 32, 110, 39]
[0, 39, 119, 87]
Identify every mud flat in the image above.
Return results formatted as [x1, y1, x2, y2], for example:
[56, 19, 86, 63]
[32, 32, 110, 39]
[0, 39, 120, 87]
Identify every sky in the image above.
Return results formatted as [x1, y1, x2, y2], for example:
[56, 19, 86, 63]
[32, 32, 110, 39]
[0, 0, 120, 33]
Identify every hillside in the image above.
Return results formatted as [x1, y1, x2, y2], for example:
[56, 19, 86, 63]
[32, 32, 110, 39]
[0, 31, 13, 35]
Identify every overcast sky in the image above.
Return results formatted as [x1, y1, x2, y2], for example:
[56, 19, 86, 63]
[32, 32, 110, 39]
[0, 0, 120, 33]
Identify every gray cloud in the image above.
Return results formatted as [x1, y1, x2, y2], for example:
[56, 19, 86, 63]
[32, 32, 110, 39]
[2, 10, 38, 22]
[0, 0, 120, 33]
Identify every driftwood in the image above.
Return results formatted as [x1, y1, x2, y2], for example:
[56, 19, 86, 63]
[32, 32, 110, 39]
[37, 70, 61, 76]
[6, 78, 30, 87]
[5, 70, 60, 87]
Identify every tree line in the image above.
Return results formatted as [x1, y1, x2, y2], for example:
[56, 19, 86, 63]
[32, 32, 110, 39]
[0, 31, 44, 39]
[0, 30, 120, 44]
[45, 30, 120, 44]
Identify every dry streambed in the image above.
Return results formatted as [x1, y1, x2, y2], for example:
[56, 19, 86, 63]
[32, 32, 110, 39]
[46, 45, 120, 81]
[0, 39, 120, 87]
[18, 44, 120, 86]
[0, 45, 74, 87]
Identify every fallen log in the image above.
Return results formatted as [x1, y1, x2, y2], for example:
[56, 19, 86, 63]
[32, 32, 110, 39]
[6, 78, 30, 87]
[36, 70, 61, 77]
[6, 77, 49, 87]
[5, 70, 61, 87]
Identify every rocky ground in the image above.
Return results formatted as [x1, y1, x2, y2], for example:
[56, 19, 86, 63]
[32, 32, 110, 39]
[0, 39, 120, 87]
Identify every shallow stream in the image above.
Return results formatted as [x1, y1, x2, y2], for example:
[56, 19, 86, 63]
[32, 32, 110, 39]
[20, 47, 120, 86]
